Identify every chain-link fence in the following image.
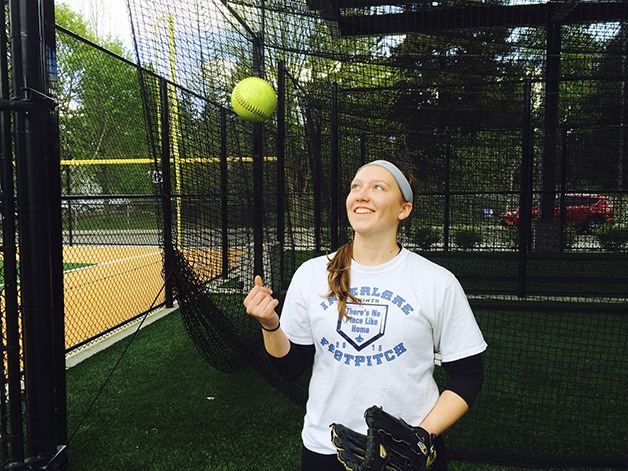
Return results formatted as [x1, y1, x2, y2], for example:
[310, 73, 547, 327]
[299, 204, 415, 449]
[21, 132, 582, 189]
[3, 2, 625, 468]
[125, 0, 628, 467]
[56, 26, 167, 351]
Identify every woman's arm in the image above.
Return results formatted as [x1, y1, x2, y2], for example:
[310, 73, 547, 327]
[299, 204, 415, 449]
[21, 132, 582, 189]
[418, 390, 469, 436]
[244, 276, 315, 381]
[419, 353, 484, 436]
[268, 342, 315, 381]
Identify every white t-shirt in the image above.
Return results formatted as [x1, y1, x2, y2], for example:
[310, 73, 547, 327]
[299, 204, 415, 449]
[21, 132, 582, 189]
[281, 247, 487, 455]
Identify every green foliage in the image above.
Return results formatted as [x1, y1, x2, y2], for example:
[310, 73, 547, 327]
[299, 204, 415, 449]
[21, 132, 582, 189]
[55, 3, 95, 40]
[503, 226, 519, 250]
[562, 224, 578, 249]
[56, 3, 151, 196]
[594, 223, 628, 251]
[453, 225, 483, 250]
[612, 214, 628, 225]
[63, 208, 158, 231]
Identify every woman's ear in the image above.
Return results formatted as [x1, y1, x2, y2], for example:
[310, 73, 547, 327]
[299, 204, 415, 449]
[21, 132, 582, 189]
[398, 202, 413, 221]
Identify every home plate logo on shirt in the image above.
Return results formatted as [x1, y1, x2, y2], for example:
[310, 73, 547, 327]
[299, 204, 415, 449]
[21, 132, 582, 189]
[337, 303, 388, 351]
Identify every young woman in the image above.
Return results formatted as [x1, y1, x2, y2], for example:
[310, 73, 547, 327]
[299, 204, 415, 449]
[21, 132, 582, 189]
[244, 160, 487, 471]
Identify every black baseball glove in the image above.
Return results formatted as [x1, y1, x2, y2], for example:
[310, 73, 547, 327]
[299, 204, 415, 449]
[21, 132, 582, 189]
[331, 405, 437, 471]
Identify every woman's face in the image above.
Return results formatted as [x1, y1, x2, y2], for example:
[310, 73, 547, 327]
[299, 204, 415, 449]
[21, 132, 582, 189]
[346, 165, 412, 238]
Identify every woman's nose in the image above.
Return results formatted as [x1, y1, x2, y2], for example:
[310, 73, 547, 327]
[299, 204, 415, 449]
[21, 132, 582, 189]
[355, 188, 369, 201]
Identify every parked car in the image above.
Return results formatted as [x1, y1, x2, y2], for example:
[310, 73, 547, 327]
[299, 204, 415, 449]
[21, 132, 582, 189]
[499, 194, 614, 234]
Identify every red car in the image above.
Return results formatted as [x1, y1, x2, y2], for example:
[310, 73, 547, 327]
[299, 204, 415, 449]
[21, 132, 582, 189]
[499, 194, 614, 234]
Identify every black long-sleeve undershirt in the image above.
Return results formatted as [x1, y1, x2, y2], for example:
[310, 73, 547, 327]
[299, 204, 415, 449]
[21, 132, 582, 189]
[267, 342, 314, 381]
[441, 353, 484, 407]
[268, 342, 484, 406]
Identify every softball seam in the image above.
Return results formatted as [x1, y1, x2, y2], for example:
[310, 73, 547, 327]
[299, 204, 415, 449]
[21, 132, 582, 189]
[234, 79, 273, 119]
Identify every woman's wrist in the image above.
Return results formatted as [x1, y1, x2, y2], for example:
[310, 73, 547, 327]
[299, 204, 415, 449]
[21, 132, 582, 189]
[260, 319, 280, 332]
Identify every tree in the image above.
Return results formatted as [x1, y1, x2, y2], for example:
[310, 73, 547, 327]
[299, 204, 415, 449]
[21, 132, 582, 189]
[386, 18, 521, 192]
[56, 3, 152, 196]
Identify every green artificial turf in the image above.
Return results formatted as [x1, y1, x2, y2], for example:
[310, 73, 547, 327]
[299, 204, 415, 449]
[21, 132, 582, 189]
[66, 312, 621, 471]
[67, 312, 303, 470]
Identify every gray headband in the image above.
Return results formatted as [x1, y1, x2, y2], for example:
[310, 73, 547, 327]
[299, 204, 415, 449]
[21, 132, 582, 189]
[357, 160, 413, 202]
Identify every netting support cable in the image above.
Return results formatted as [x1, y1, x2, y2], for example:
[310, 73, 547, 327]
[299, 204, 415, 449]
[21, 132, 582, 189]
[68, 276, 170, 446]
[218, 0, 257, 41]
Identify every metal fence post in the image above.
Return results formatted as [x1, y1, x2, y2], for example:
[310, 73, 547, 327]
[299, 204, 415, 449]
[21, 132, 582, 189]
[159, 78, 174, 308]
[252, 35, 265, 279]
[277, 60, 286, 285]
[0, 1, 24, 463]
[9, 0, 67, 465]
[518, 80, 534, 297]
[220, 107, 229, 279]
[330, 82, 340, 250]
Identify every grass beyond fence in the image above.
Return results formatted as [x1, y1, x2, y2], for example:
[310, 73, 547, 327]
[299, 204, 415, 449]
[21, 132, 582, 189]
[66, 312, 621, 470]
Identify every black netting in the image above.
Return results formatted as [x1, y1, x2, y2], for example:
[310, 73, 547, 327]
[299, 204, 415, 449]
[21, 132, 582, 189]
[126, 0, 628, 466]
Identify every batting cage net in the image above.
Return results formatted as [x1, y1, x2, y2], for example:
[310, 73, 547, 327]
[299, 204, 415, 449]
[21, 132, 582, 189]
[127, 0, 627, 467]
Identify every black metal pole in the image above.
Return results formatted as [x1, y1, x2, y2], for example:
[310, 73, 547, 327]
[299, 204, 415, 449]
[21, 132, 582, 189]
[518, 80, 534, 298]
[622, 25, 628, 193]
[220, 107, 229, 279]
[276, 60, 286, 284]
[443, 134, 451, 252]
[10, 0, 63, 462]
[159, 78, 174, 308]
[559, 126, 568, 250]
[43, 0, 68, 447]
[330, 82, 339, 250]
[307, 112, 323, 253]
[65, 167, 73, 245]
[541, 19, 561, 221]
[12, 3, 55, 458]
[252, 36, 265, 278]
[0, 0, 24, 463]
[252, 123, 265, 277]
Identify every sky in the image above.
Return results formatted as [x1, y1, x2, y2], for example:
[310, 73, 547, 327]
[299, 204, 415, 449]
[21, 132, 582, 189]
[59, 0, 133, 48]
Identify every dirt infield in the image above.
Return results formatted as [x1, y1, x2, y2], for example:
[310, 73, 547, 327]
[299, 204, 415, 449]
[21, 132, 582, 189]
[63, 245, 165, 347]
[63, 245, 240, 348]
